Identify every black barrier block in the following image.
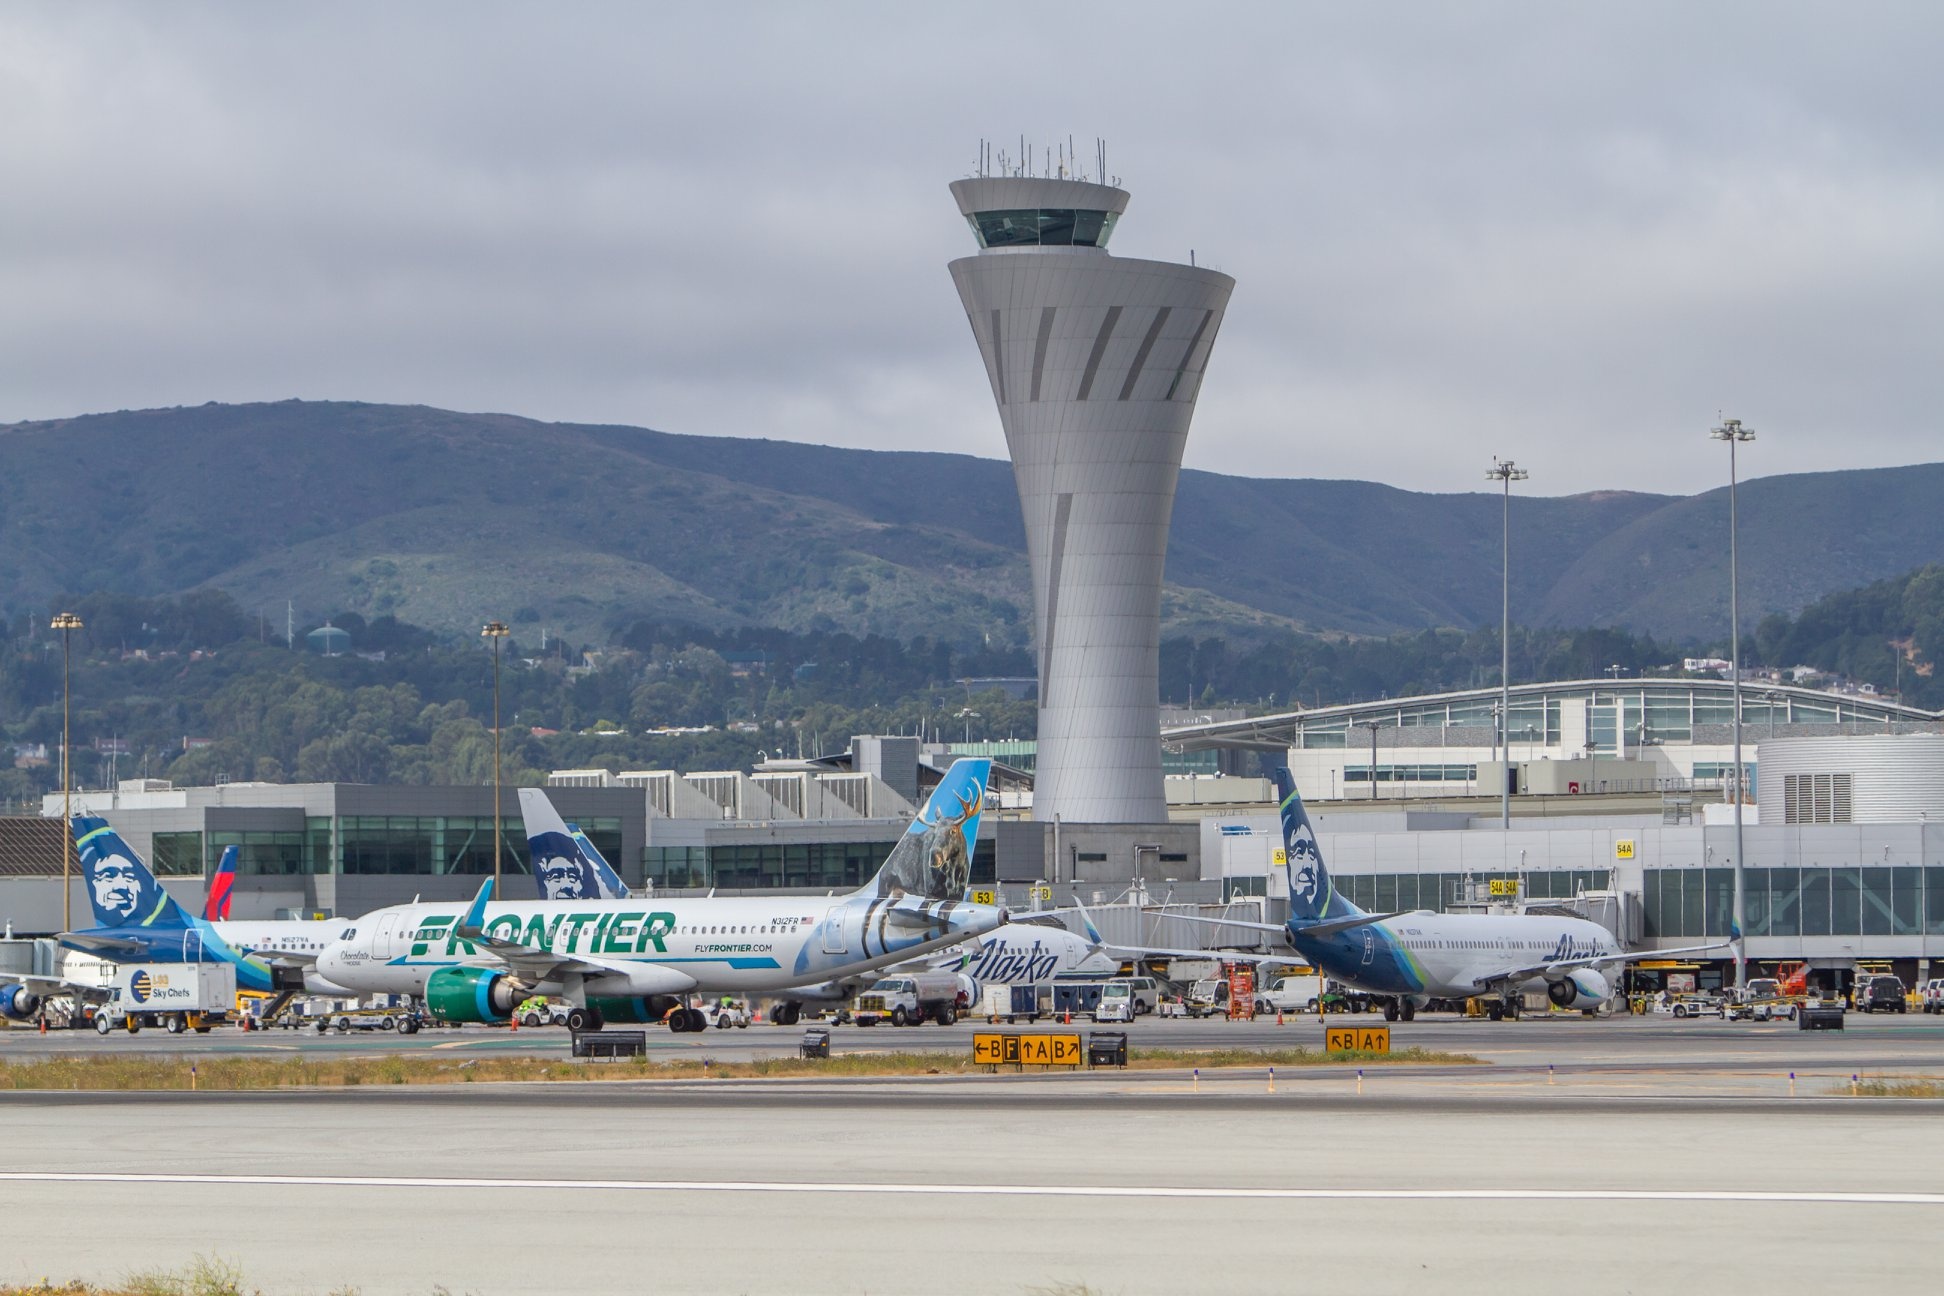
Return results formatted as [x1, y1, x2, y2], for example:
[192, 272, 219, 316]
[801, 1027, 832, 1059]
[1088, 1030, 1128, 1068]
[572, 1029, 647, 1059]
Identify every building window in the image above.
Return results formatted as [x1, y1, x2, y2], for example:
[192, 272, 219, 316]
[967, 209, 1119, 249]
[150, 832, 204, 877]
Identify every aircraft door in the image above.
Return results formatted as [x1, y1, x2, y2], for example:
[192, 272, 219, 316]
[373, 913, 401, 960]
[1361, 928, 1376, 967]
[820, 906, 850, 955]
[182, 927, 205, 964]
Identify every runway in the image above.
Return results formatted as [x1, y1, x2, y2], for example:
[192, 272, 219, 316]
[3, 1077, 1940, 1294]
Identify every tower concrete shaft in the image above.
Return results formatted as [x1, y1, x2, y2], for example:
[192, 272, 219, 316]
[949, 175, 1234, 823]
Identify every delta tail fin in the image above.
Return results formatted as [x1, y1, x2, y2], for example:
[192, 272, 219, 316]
[203, 845, 239, 921]
[860, 758, 991, 903]
[1272, 768, 1357, 924]
[72, 817, 195, 931]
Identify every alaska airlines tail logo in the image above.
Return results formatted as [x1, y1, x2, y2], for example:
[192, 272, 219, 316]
[74, 819, 183, 930]
[1288, 823, 1322, 907]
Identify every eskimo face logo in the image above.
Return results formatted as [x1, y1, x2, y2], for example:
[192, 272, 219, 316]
[89, 852, 145, 923]
[1287, 827, 1321, 903]
[536, 852, 588, 900]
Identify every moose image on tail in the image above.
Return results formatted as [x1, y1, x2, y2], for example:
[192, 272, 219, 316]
[875, 781, 983, 902]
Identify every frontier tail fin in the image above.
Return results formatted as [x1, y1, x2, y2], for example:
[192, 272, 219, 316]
[859, 758, 991, 902]
[1272, 768, 1357, 924]
[72, 817, 194, 931]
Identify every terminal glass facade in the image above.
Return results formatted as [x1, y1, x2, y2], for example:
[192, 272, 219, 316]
[149, 832, 205, 877]
[1334, 869, 1609, 913]
[1644, 866, 1944, 938]
[645, 838, 997, 891]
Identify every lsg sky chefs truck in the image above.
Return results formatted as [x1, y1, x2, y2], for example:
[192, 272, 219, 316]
[95, 963, 237, 1035]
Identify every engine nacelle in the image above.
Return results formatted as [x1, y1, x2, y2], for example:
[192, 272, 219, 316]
[0, 984, 41, 1021]
[1546, 967, 1611, 1009]
[587, 995, 680, 1024]
[424, 967, 520, 1023]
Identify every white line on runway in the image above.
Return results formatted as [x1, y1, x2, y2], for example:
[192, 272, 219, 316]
[1, 1172, 1938, 1207]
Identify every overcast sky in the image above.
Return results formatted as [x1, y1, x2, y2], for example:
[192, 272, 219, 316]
[3, 4, 1939, 495]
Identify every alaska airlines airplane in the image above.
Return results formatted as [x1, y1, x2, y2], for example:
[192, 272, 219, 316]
[1185, 770, 1735, 1021]
[0, 819, 358, 1025]
[317, 759, 1006, 1032]
[519, 788, 630, 901]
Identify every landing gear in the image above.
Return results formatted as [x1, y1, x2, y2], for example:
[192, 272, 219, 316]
[1400, 1000, 1417, 1022]
[1487, 1003, 1503, 1022]
[665, 1006, 707, 1033]
[1383, 1000, 1400, 1022]
[773, 1002, 802, 1027]
[566, 1006, 606, 1033]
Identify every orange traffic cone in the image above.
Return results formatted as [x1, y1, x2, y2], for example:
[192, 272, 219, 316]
[1064, 1008, 1072, 1025]
[1277, 1011, 1285, 1026]
[510, 1013, 518, 1032]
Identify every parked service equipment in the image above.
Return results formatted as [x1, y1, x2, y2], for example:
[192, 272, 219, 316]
[800, 1028, 832, 1059]
[1093, 980, 1138, 1023]
[1254, 974, 1323, 1015]
[852, 973, 966, 1026]
[95, 963, 237, 1035]
[981, 983, 1045, 1023]
[1855, 975, 1907, 1014]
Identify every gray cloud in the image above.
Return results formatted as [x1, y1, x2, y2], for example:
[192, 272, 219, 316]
[1, 3, 1939, 495]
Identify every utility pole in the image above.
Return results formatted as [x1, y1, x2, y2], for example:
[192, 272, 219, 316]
[1710, 418, 1755, 990]
[482, 621, 511, 891]
[1357, 720, 1381, 802]
[52, 611, 84, 932]
[1485, 459, 1528, 829]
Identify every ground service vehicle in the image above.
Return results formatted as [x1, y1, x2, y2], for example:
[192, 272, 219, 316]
[980, 983, 1045, 1023]
[1117, 976, 1160, 1015]
[1922, 978, 1944, 1014]
[1254, 974, 1323, 1015]
[699, 1001, 750, 1029]
[1653, 993, 1722, 1019]
[1727, 978, 1799, 1022]
[852, 973, 965, 1026]
[95, 963, 236, 1035]
[1856, 974, 1907, 1013]
[519, 999, 572, 1027]
[1094, 980, 1137, 1023]
[1185, 979, 1231, 1018]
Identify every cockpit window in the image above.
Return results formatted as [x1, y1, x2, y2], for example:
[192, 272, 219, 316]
[340, 928, 357, 940]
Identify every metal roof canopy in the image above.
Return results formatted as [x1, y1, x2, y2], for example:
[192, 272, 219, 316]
[1161, 677, 1940, 753]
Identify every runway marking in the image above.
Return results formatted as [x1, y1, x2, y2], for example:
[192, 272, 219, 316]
[1, 1172, 1938, 1207]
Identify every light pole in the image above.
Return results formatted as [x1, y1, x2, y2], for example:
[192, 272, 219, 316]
[482, 621, 510, 891]
[1357, 720, 1381, 802]
[1764, 689, 1784, 741]
[1711, 417, 1755, 990]
[52, 611, 83, 932]
[1485, 458, 1528, 829]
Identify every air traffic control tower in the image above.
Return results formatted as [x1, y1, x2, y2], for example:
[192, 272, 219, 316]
[949, 170, 1235, 824]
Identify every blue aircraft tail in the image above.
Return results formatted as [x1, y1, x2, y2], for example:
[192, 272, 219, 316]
[73, 817, 194, 931]
[862, 758, 991, 902]
[1273, 768, 1358, 924]
[567, 824, 630, 900]
[518, 787, 630, 901]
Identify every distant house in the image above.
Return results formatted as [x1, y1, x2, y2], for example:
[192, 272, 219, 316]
[722, 651, 769, 679]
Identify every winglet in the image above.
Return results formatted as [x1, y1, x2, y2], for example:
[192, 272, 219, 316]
[455, 879, 494, 938]
[1072, 894, 1104, 948]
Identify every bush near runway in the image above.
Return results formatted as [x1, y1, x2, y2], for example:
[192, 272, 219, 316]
[0, 1046, 1476, 1091]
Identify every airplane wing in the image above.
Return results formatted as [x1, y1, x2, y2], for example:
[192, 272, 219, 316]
[1484, 937, 1741, 989]
[0, 971, 113, 1003]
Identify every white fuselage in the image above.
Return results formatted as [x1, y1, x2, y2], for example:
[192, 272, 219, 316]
[943, 923, 1114, 985]
[318, 892, 999, 1000]
[1296, 910, 1622, 999]
[215, 918, 361, 996]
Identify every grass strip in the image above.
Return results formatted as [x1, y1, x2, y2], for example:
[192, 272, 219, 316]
[1845, 1076, 1944, 1098]
[0, 1045, 1475, 1091]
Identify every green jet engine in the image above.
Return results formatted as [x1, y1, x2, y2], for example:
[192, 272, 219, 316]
[587, 994, 680, 1024]
[424, 966, 520, 1024]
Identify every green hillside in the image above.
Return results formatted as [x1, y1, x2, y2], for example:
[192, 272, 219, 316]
[1, 401, 1939, 644]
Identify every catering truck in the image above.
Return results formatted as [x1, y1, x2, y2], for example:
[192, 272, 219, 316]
[95, 963, 237, 1035]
